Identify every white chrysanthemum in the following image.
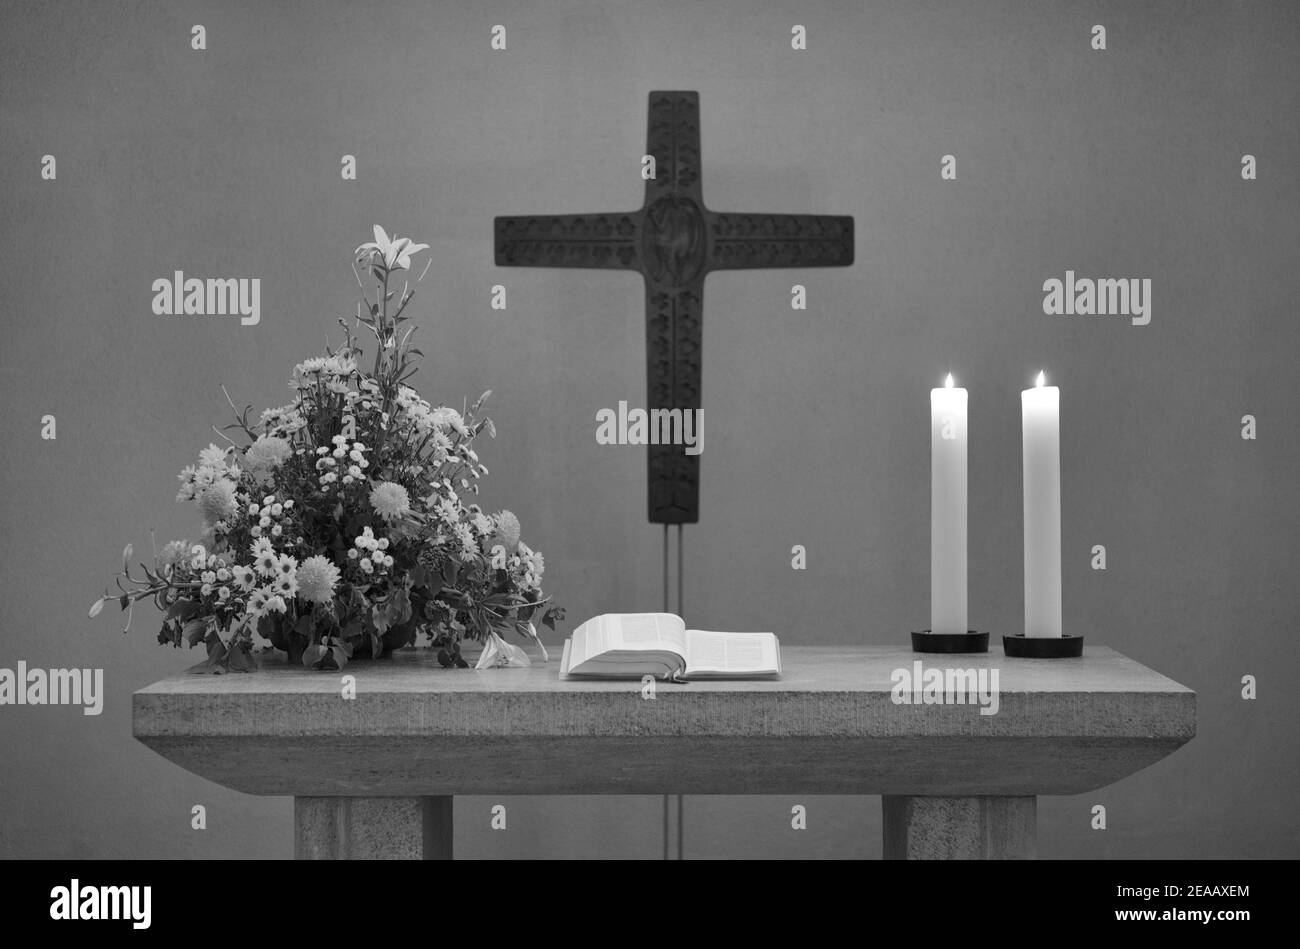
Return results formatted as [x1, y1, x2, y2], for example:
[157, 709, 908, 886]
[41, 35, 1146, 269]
[198, 444, 229, 469]
[369, 481, 411, 521]
[244, 435, 292, 480]
[175, 466, 198, 501]
[428, 406, 465, 433]
[321, 354, 356, 376]
[296, 555, 340, 605]
[454, 522, 477, 557]
[493, 510, 522, 552]
[157, 539, 191, 570]
[197, 479, 240, 525]
[434, 497, 459, 525]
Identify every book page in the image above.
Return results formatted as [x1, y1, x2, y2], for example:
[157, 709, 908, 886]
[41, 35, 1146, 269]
[559, 638, 572, 678]
[567, 614, 603, 667]
[684, 630, 780, 676]
[567, 613, 687, 669]
[613, 613, 687, 656]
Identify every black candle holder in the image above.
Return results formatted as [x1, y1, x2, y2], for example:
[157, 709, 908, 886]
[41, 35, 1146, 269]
[910, 629, 989, 654]
[1002, 633, 1084, 658]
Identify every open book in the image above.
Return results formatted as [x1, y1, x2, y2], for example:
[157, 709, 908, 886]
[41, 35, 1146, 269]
[559, 613, 781, 680]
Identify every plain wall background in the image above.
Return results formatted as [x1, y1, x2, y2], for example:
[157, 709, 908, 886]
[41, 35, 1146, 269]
[1, 0, 1297, 858]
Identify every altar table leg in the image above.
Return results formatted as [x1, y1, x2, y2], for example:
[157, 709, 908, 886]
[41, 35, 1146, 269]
[294, 796, 454, 859]
[882, 795, 1036, 860]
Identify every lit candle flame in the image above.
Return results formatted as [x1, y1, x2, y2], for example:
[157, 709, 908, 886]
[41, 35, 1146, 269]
[944, 373, 954, 389]
[1035, 370, 1045, 388]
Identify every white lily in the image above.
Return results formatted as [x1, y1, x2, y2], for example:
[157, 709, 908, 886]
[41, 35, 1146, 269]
[355, 225, 430, 271]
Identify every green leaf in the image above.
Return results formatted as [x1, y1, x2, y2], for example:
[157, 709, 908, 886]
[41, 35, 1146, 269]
[302, 644, 329, 668]
[166, 598, 200, 623]
[204, 632, 228, 668]
[182, 618, 208, 648]
[227, 641, 255, 672]
[387, 586, 411, 627]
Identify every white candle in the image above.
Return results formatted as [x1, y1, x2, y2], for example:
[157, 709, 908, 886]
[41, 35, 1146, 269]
[930, 373, 968, 635]
[1021, 371, 1062, 637]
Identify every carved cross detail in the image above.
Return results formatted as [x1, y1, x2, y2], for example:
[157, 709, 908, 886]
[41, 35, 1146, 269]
[495, 91, 854, 523]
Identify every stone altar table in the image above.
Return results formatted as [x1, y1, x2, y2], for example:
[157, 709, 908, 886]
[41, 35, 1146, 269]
[132, 645, 1195, 859]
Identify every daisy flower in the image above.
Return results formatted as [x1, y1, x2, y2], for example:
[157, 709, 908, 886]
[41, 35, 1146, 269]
[454, 522, 477, 557]
[247, 586, 272, 617]
[253, 547, 279, 578]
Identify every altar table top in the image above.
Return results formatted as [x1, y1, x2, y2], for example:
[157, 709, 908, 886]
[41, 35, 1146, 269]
[133, 645, 1195, 797]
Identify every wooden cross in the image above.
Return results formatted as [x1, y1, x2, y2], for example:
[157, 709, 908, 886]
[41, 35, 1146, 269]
[495, 91, 854, 524]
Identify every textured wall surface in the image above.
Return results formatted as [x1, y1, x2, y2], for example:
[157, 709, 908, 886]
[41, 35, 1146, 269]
[1, 0, 1297, 858]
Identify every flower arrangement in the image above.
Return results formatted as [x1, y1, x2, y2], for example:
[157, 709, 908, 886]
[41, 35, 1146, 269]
[90, 226, 562, 671]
